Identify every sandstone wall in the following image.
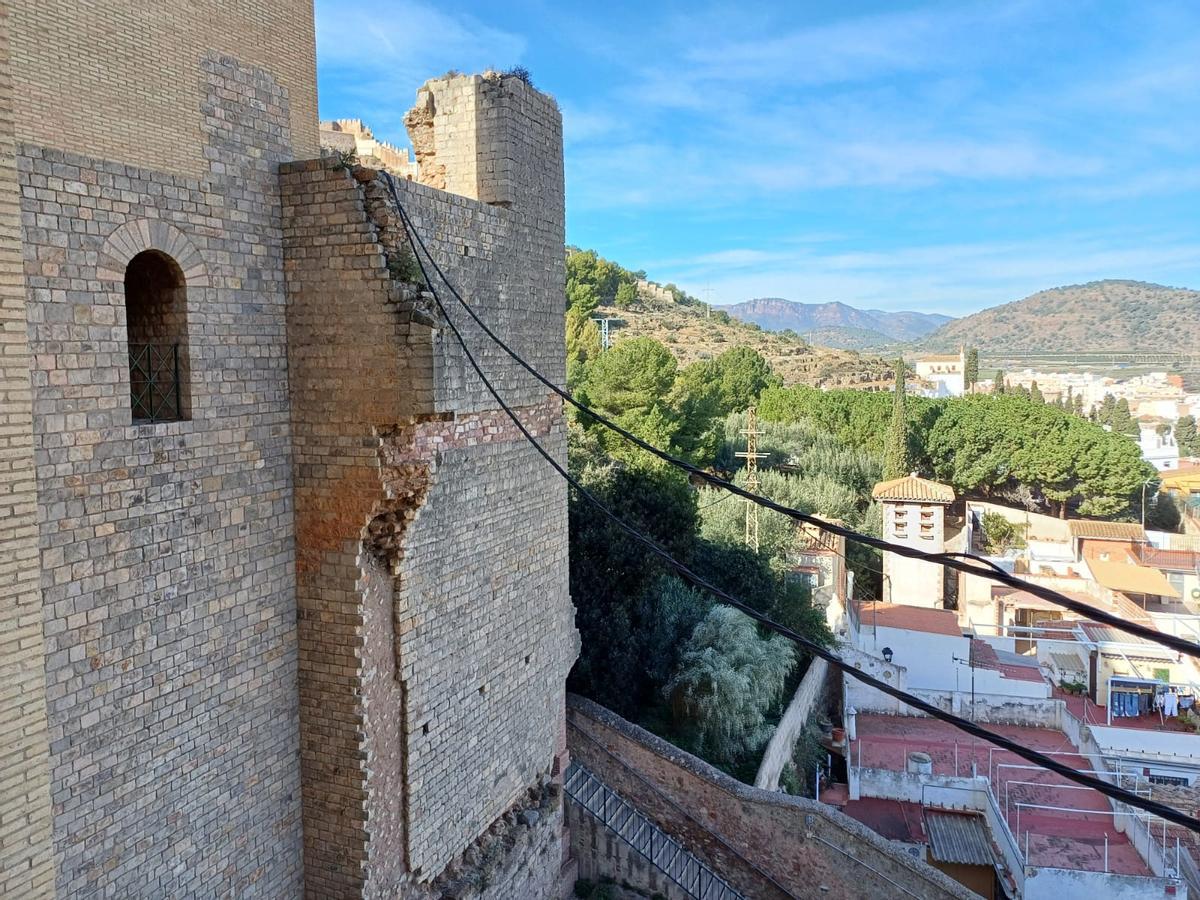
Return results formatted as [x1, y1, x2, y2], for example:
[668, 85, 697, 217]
[0, 6, 55, 895]
[282, 71, 575, 898]
[6, 0, 318, 178]
[17, 55, 303, 897]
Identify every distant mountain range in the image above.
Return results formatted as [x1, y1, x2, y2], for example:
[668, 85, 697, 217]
[719, 298, 952, 348]
[918, 280, 1200, 353]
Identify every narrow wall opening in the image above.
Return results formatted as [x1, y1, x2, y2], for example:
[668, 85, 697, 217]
[124, 250, 190, 423]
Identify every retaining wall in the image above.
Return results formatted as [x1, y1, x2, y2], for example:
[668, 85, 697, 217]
[567, 694, 974, 900]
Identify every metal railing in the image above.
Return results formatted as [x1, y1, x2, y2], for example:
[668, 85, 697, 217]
[129, 343, 182, 423]
[564, 762, 745, 900]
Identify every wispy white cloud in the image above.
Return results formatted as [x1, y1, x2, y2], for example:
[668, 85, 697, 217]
[315, 1, 526, 134]
[317, 0, 1200, 312]
[663, 233, 1200, 314]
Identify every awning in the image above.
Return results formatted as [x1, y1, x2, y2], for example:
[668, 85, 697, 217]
[1087, 559, 1180, 598]
[924, 811, 996, 867]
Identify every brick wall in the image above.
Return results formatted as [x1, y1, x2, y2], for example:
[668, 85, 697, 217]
[282, 71, 575, 898]
[0, 5, 55, 895]
[567, 695, 975, 900]
[18, 55, 303, 897]
[7, 0, 318, 178]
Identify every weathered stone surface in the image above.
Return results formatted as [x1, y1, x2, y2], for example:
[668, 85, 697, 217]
[17, 54, 304, 897]
[2, 2, 575, 894]
[283, 72, 576, 899]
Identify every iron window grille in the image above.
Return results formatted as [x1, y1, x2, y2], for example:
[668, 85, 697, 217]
[129, 343, 183, 423]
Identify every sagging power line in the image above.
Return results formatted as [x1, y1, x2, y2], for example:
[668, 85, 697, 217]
[385, 175, 1200, 835]
[392, 196, 1200, 662]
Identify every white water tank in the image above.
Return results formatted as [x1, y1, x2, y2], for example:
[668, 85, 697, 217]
[906, 751, 933, 776]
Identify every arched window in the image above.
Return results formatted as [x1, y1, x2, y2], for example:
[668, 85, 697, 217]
[125, 250, 190, 423]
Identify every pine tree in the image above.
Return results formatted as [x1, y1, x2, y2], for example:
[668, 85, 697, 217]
[964, 347, 979, 393]
[883, 358, 911, 479]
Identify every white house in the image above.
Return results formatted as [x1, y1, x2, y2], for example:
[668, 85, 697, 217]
[1138, 417, 1181, 471]
[912, 349, 966, 398]
[873, 474, 955, 608]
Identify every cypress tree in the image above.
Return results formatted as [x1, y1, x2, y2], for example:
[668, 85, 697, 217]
[993, 369, 1006, 395]
[883, 358, 911, 480]
[964, 347, 979, 393]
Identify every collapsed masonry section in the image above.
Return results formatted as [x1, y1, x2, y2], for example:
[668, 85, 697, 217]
[282, 71, 575, 899]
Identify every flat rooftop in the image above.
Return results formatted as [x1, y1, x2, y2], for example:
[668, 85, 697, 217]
[856, 602, 963, 637]
[853, 713, 1151, 877]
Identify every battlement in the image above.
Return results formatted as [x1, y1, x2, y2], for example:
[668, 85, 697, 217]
[404, 71, 564, 218]
[319, 118, 420, 179]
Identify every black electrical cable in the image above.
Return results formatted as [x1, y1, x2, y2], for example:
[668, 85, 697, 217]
[395, 198, 1200, 661]
[384, 174, 1200, 836]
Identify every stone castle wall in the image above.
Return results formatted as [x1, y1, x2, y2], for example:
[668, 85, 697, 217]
[0, 6, 56, 895]
[567, 695, 974, 900]
[6, 0, 318, 178]
[282, 71, 575, 898]
[16, 53, 304, 897]
[0, 0, 577, 893]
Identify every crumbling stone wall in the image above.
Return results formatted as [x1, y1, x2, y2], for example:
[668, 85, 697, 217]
[17, 55, 304, 897]
[283, 70, 575, 898]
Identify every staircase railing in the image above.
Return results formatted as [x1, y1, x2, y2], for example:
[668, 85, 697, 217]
[564, 762, 745, 900]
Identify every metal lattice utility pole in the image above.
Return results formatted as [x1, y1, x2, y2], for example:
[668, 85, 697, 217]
[736, 407, 767, 552]
[592, 316, 618, 351]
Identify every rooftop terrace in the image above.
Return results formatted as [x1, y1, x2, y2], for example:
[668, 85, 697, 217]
[853, 713, 1151, 877]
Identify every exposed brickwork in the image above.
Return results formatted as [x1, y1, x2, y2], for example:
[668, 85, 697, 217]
[2, 2, 577, 891]
[0, 6, 55, 894]
[282, 71, 576, 897]
[7, 0, 318, 178]
[18, 55, 303, 897]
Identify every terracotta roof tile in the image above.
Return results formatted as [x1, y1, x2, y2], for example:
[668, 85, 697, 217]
[871, 475, 955, 504]
[856, 602, 963, 636]
[1067, 520, 1148, 542]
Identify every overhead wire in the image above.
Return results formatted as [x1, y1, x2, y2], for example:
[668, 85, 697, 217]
[384, 174, 1200, 835]
[394, 198, 1200, 661]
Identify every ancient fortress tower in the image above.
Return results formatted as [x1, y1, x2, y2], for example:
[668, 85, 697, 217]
[0, 1, 577, 897]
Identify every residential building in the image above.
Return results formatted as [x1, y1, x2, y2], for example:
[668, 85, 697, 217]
[873, 474, 956, 607]
[913, 348, 967, 397]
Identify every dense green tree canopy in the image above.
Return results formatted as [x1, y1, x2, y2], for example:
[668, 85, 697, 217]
[566, 248, 638, 313]
[1177, 415, 1199, 457]
[758, 385, 1153, 519]
[665, 606, 796, 766]
[925, 395, 1153, 517]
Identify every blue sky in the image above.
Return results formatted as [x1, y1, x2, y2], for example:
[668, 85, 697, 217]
[315, 1, 1200, 315]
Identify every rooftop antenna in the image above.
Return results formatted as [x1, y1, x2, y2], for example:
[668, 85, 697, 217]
[736, 406, 767, 551]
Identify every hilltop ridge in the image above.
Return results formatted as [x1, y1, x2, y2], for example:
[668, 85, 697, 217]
[595, 294, 892, 388]
[919, 279, 1200, 353]
[721, 297, 952, 348]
